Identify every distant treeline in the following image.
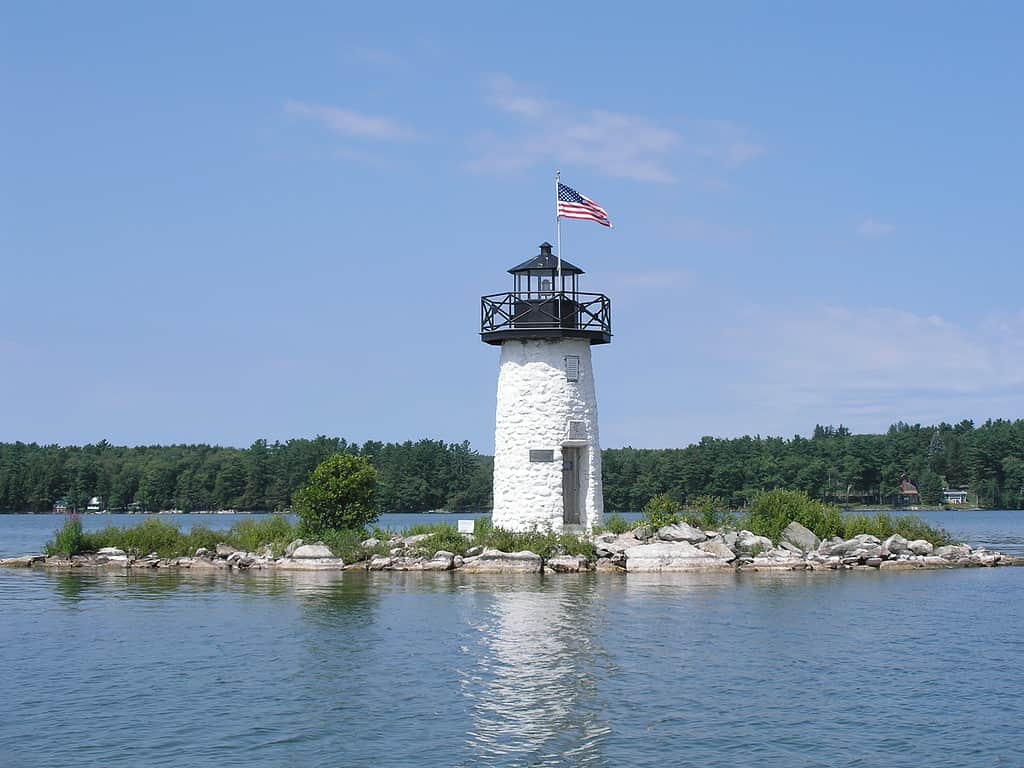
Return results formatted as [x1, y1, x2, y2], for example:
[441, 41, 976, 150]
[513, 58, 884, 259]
[3, 419, 1024, 514]
[0, 437, 493, 513]
[604, 419, 1024, 510]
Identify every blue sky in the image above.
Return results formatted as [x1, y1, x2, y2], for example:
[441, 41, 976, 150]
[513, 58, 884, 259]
[3, 2, 1023, 451]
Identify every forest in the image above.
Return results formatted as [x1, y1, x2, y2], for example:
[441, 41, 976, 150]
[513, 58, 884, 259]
[1, 418, 1023, 513]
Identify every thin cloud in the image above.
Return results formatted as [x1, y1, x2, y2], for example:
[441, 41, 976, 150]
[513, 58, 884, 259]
[717, 303, 1024, 432]
[469, 75, 762, 184]
[857, 217, 895, 238]
[285, 100, 420, 141]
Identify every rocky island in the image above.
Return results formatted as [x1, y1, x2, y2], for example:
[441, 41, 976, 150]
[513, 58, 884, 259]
[3, 519, 1019, 574]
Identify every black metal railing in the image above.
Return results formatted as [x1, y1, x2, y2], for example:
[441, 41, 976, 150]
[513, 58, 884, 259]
[481, 291, 611, 336]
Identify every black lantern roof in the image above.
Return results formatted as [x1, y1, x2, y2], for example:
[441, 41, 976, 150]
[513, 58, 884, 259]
[507, 242, 584, 275]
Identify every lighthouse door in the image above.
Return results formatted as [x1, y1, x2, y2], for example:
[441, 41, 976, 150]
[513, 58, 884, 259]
[562, 448, 582, 525]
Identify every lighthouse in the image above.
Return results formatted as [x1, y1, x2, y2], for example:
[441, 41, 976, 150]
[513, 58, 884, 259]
[481, 242, 612, 532]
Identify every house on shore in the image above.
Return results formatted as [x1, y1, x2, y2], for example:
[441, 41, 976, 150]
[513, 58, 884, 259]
[943, 489, 969, 505]
[896, 478, 920, 506]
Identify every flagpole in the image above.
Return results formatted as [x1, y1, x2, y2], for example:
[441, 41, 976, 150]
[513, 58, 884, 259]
[555, 170, 562, 326]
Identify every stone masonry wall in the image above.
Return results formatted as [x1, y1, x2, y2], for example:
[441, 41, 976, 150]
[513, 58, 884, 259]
[492, 338, 603, 532]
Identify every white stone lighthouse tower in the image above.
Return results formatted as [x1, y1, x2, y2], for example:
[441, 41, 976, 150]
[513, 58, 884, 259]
[481, 242, 612, 532]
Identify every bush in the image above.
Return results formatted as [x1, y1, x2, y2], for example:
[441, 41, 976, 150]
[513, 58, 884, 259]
[841, 512, 952, 546]
[745, 489, 844, 542]
[601, 513, 633, 535]
[293, 454, 378, 535]
[226, 515, 297, 554]
[47, 514, 86, 557]
[642, 493, 681, 530]
[420, 527, 471, 557]
[685, 495, 733, 530]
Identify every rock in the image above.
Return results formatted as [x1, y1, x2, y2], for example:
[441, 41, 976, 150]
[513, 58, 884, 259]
[779, 541, 803, 554]
[935, 544, 972, 560]
[780, 521, 820, 552]
[657, 522, 707, 544]
[594, 533, 642, 558]
[361, 537, 381, 549]
[0, 555, 43, 567]
[465, 545, 484, 557]
[452, 555, 464, 569]
[284, 539, 304, 557]
[291, 544, 336, 559]
[402, 533, 431, 547]
[459, 548, 542, 573]
[276, 557, 345, 570]
[194, 547, 212, 558]
[97, 547, 126, 557]
[879, 560, 917, 571]
[389, 547, 404, 556]
[723, 531, 739, 549]
[882, 534, 909, 555]
[594, 557, 623, 572]
[425, 551, 455, 570]
[736, 532, 774, 555]
[215, 543, 237, 557]
[827, 538, 864, 556]
[970, 551, 1001, 567]
[632, 525, 653, 541]
[865, 557, 884, 568]
[907, 539, 933, 555]
[256, 545, 274, 559]
[368, 555, 394, 571]
[546, 555, 587, 573]
[625, 541, 731, 572]
[696, 540, 736, 561]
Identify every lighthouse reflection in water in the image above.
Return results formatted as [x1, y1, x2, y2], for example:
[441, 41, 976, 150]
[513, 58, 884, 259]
[459, 578, 611, 765]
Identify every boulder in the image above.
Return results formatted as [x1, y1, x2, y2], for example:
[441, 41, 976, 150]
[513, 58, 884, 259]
[0, 555, 43, 567]
[907, 539, 933, 555]
[696, 539, 736, 561]
[284, 539, 304, 557]
[215, 543, 237, 557]
[291, 544, 336, 559]
[424, 551, 455, 571]
[735, 532, 774, 555]
[935, 544, 972, 561]
[827, 538, 864, 556]
[361, 537, 381, 549]
[368, 555, 394, 571]
[546, 555, 587, 573]
[594, 533, 642, 558]
[625, 541, 731, 572]
[779, 541, 803, 554]
[465, 545, 484, 557]
[882, 534, 909, 555]
[657, 522, 707, 544]
[97, 547, 126, 558]
[780, 521, 820, 552]
[276, 557, 345, 570]
[459, 548, 542, 573]
[632, 525, 653, 541]
[402, 533, 431, 547]
[594, 557, 623, 572]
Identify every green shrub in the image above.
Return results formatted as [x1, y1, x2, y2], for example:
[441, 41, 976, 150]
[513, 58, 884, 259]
[314, 528, 369, 563]
[841, 512, 952, 545]
[46, 514, 86, 557]
[226, 515, 297, 554]
[685, 495, 733, 530]
[420, 527, 471, 557]
[744, 489, 845, 542]
[601, 513, 633, 535]
[293, 453, 378, 535]
[642, 493, 681, 530]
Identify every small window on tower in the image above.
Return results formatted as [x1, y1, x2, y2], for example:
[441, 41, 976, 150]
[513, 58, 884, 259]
[568, 421, 587, 440]
[564, 355, 580, 381]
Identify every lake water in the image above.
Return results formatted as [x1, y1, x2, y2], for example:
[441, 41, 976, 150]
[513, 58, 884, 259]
[2, 511, 1023, 767]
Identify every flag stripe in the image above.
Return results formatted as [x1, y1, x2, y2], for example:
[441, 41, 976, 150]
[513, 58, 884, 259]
[556, 181, 612, 228]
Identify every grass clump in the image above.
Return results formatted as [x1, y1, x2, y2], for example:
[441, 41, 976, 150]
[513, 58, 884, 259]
[840, 512, 952, 546]
[226, 515, 298, 556]
[685, 495, 734, 530]
[470, 518, 595, 560]
[744, 489, 845, 542]
[600, 513, 633, 535]
[46, 514, 87, 557]
[641, 493, 682, 530]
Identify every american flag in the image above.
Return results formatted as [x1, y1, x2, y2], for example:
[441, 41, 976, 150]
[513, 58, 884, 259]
[557, 182, 612, 228]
